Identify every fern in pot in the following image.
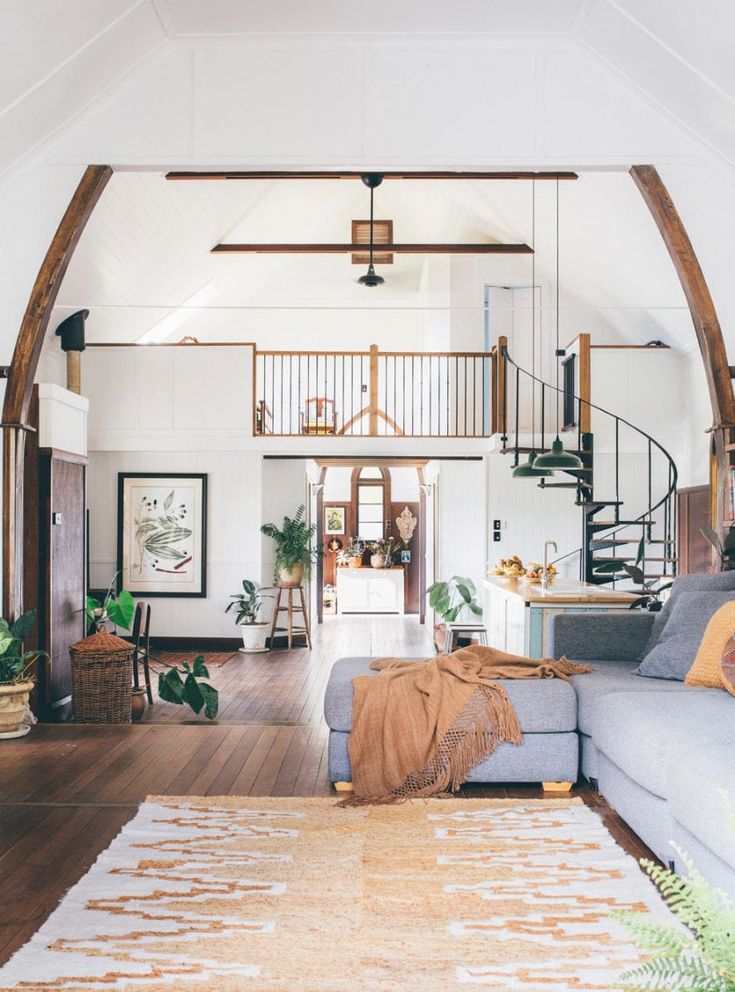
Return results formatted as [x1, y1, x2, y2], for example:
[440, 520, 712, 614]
[261, 505, 320, 587]
[226, 579, 273, 654]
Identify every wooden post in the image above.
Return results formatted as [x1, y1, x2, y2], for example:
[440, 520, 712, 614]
[369, 344, 379, 436]
[578, 333, 591, 434]
[497, 335, 508, 436]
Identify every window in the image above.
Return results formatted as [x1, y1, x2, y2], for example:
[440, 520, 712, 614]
[352, 466, 390, 541]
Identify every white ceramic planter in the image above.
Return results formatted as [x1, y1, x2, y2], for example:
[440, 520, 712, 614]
[239, 622, 270, 653]
[0, 680, 34, 736]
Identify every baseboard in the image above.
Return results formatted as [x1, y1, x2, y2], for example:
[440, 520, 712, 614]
[150, 636, 242, 652]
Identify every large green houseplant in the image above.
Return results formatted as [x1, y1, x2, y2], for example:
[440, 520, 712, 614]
[226, 579, 273, 653]
[426, 576, 483, 652]
[0, 610, 46, 738]
[261, 505, 320, 586]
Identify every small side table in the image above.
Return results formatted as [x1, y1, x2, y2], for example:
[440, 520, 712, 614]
[269, 585, 313, 650]
[443, 622, 488, 654]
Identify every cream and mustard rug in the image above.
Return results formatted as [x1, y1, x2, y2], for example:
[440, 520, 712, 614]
[0, 797, 669, 991]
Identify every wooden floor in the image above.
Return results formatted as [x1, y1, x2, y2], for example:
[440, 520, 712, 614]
[0, 614, 654, 967]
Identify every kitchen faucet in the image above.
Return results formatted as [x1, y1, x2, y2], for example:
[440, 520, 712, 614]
[542, 540, 558, 589]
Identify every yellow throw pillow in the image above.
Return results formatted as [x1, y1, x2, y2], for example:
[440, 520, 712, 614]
[686, 601, 735, 696]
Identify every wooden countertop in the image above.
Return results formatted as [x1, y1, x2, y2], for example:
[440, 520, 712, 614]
[483, 576, 638, 604]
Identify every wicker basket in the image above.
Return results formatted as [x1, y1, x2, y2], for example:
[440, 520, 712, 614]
[70, 631, 134, 724]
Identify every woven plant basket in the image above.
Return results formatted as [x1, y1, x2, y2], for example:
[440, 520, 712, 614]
[70, 631, 134, 724]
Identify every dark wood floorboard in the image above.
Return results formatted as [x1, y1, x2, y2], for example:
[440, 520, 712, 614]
[0, 614, 656, 966]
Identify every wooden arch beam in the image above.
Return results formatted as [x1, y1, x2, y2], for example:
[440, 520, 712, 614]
[2, 165, 112, 618]
[630, 164, 735, 531]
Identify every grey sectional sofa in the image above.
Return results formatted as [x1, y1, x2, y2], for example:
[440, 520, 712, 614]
[550, 572, 735, 898]
[323, 573, 735, 898]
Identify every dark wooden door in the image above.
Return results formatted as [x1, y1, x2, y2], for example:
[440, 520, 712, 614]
[677, 484, 713, 574]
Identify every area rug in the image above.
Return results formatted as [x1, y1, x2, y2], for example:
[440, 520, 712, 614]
[0, 797, 671, 991]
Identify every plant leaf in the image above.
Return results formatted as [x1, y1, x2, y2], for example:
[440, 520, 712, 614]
[145, 544, 187, 561]
[106, 590, 135, 631]
[158, 668, 184, 704]
[183, 673, 204, 714]
[456, 583, 472, 604]
[10, 610, 37, 642]
[200, 682, 219, 720]
[144, 527, 192, 547]
[192, 655, 209, 678]
[164, 490, 174, 511]
[623, 563, 646, 585]
[594, 561, 628, 574]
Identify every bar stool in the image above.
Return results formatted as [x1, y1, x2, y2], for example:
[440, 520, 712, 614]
[443, 621, 488, 654]
[131, 601, 153, 703]
[269, 585, 312, 650]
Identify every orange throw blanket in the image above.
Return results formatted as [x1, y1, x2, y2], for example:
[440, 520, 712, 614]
[345, 645, 589, 804]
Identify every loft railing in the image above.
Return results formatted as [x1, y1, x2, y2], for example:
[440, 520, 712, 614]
[254, 344, 495, 438]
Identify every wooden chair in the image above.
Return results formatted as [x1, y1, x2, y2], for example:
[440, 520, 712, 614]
[131, 601, 153, 704]
[300, 397, 337, 435]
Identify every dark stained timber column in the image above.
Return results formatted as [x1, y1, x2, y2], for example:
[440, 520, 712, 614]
[631, 164, 735, 537]
[2, 165, 112, 618]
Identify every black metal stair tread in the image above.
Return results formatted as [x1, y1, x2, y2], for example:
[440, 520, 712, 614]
[588, 539, 640, 549]
[589, 519, 655, 527]
[581, 500, 623, 507]
[540, 482, 592, 490]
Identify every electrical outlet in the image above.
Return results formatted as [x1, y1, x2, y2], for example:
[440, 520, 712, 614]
[493, 519, 501, 531]
[493, 531, 501, 542]
[52, 512, 63, 526]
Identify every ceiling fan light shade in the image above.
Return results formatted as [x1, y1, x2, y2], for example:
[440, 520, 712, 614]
[511, 449, 554, 478]
[357, 263, 384, 287]
[533, 436, 583, 471]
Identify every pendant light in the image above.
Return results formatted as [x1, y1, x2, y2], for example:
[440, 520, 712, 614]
[534, 177, 583, 472]
[357, 174, 385, 287]
[513, 178, 552, 478]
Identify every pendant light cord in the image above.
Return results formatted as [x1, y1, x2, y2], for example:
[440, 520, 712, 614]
[531, 178, 536, 448]
[555, 175, 560, 435]
[368, 186, 375, 268]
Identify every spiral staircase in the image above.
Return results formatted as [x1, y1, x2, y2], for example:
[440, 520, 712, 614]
[499, 346, 678, 586]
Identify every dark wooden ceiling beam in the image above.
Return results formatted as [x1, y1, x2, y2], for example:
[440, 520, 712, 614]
[167, 170, 578, 182]
[212, 242, 532, 255]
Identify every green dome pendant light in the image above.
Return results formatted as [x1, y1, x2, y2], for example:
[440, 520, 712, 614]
[534, 177, 583, 472]
[513, 179, 553, 478]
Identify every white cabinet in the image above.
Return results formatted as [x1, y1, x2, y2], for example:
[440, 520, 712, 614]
[336, 568, 405, 614]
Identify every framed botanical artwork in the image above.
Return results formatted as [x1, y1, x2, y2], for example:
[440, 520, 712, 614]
[117, 473, 207, 598]
[325, 505, 346, 535]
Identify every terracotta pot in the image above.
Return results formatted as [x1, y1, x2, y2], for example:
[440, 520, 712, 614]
[370, 554, 387, 569]
[348, 557, 362, 569]
[278, 563, 304, 586]
[0, 680, 34, 735]
[131, 687, 147, 722]
[239, 622, 270, 653]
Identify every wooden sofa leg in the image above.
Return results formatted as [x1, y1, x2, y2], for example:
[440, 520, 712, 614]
[542, 781, 573, 793]
[334, 781, 354, 793]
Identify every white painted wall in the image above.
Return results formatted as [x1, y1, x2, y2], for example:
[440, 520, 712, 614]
[436, 460, 488, 609]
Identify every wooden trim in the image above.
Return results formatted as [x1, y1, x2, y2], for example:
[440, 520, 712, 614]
[590, 344, 671, 350]
[37, 448, 88, 466]
[630, 164, 735, 534]
[167, 170, 579, 182]
[3, 165, 112, 619]
[315, 457, 429, 468]
[578, 333, 591, 434]
[315, 466, 327, 623]
[213, 242, 532, 255]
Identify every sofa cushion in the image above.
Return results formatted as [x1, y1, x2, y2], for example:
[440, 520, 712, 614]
[685, 602, 735, 696]
[636, 591, 735, 681]
[668, 744, 735, 872]
[589, 690, 735, 799]
[647, 571, 735, 651]
[323, 656, 577, 734]
[572, 660, 691, 737]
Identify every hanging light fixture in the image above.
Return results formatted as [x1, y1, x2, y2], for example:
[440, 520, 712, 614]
[513, 178, 552, 479]
[534, 177, 583, 472]
[357, 174, 385, 287]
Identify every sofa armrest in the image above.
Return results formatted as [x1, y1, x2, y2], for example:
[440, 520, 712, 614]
[549, 611, 655, 663]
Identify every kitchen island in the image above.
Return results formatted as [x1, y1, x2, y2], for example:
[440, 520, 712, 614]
[482, 576, 638, 658]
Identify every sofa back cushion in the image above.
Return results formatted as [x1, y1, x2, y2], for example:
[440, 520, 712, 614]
[685, 602, 735, 696]
[636, 591, 735, 681]
[646, 571, 735, 652]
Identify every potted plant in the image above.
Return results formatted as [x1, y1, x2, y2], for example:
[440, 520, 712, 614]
[594, 539, 673, 610]
[426, 576, 483, 650]
[338, 539, 365, 569]
[700, 526, 735, 571]
[367, 537, 399, 569]
[0, 610, 46, 738]
[85, 573, 136, 632]
[226, 579, 273, 653]
[261, 505, 320, 586]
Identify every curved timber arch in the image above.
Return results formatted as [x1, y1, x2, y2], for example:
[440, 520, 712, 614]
[2, 165, 112, 617]
[3, 163, 734, 620]
[630, 165, 735, 534]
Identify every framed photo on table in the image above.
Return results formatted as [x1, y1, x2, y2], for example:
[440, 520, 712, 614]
[117, 473, 207, 598]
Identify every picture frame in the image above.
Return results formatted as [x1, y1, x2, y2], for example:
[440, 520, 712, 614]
[400, 549, 412, 564]
[117, 473, 207, 598]
[325, 505, 346, 535]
